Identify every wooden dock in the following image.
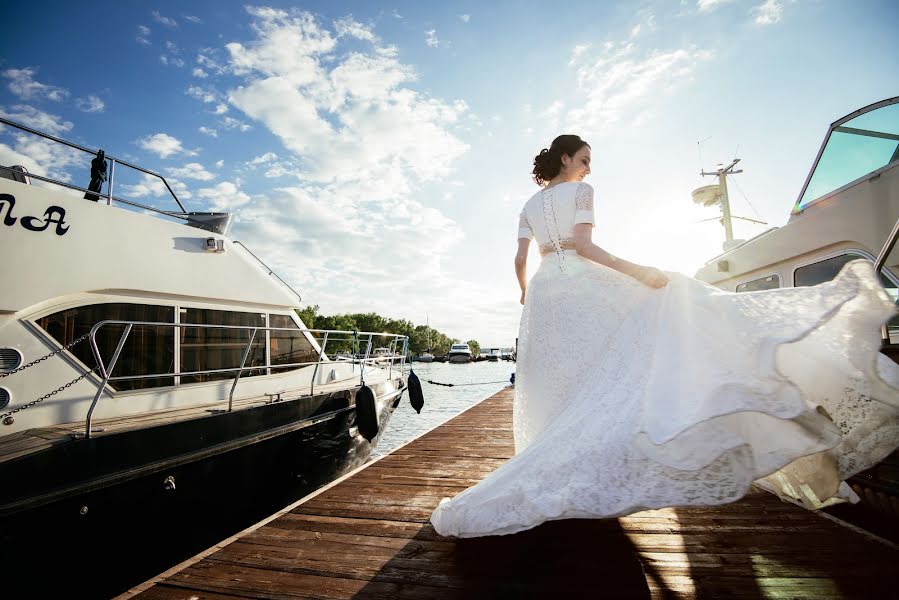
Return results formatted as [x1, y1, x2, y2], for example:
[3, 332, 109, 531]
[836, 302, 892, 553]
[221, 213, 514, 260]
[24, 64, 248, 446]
[126, 388, 898, 599]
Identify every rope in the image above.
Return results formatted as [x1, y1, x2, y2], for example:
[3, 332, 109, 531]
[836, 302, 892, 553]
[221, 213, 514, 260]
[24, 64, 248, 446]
[424, 379, 510, 387]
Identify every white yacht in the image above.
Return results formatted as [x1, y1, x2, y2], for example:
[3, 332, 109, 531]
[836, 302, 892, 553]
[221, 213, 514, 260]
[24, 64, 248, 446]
[693, 96, 899, 515]
[0, 117, 415, 596]
[448, 342, 472, 363]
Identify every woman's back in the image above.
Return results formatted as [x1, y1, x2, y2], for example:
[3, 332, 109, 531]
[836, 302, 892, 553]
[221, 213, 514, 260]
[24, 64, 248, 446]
[518, 182, 595, 256]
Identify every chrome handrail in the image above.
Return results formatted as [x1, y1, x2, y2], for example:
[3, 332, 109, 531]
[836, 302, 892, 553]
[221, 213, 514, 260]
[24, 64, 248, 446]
[0, 165, 189, 221]
[0, 116, 186, 212]
[83, 320, 408, 438]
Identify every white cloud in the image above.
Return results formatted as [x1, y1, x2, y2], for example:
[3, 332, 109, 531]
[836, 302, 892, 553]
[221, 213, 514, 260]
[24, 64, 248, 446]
[136, 25, 151, 45]
[197, 50, 227, 75]
[425, 29, 439, 48]
[186, 85, 218, 103]
[334, 16, 377, 42]
[197, 181, 251, 211]
[0, 104, 72, 135]
[198, 126, 218, 137]
[248, 152, 278, 166]
[220, 116, 251, 131]
[214, 103, 229, 115]
[264, 163, 292, 178]
[206, 7, 472, 327]
[75, 95, 105, 113]
[121, 172, 192, 201]
[165, 40, 178, 52]
[192, 68, 208, 78]
[0, 106, 82, 182]
[567, 41, 712, 134]
[152, 10, 177, 28]
[224, 8, 468, 186]
[137, 132, 187, 158]
[697, 0, 735, 11]
[167, 162, 216, 181]
[159, 55, 185, 68]
[753, 0, 784, 25]
[569, 43, 592, 65]
[184, 15, 203, 24]
[459, 14, 471, 23]
[215, 160, 224, 169]
[3, 67, 68, 102]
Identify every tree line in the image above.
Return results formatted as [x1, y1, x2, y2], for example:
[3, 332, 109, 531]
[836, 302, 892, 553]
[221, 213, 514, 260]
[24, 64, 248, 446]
[296, 305, 480, 357]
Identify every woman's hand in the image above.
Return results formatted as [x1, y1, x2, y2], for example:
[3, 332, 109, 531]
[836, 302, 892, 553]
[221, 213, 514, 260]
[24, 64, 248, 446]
[520, 289, 526, 305]
[637, 266, 669, 289]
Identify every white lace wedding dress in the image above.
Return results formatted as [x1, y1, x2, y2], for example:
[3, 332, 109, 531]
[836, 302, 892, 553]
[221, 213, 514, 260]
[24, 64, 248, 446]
[430, 181, 899, 538]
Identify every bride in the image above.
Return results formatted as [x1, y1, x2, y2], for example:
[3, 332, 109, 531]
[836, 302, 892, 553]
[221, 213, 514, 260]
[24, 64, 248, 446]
[430, 134, 899, 538]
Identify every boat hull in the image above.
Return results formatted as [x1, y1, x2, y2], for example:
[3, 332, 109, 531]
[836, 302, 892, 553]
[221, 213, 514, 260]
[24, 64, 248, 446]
[0, 383, 403, 598]
[447, 354, 470, 363]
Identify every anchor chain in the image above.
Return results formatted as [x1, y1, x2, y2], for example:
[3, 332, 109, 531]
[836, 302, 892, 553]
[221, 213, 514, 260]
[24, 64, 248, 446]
[0, 332, 92, 379]
[1, 333, 95, 425]
[1, 367, 96, 425]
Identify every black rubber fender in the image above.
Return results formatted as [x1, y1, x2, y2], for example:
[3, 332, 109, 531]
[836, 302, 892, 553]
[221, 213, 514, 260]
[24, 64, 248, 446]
[355, 385, 379, 442]
[408, 370, 424, 414]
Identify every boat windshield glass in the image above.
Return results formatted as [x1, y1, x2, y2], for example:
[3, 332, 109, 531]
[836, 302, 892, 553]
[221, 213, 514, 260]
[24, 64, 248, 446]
[796, 102, 899, 211]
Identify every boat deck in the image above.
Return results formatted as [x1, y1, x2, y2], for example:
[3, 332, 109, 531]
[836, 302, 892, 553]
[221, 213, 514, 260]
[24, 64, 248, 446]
[0, 378, 371, 465]
[125, 388, 897, 599]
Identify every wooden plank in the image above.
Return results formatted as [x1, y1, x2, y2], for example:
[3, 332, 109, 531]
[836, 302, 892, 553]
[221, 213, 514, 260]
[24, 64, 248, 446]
[128, 387, 898, 600]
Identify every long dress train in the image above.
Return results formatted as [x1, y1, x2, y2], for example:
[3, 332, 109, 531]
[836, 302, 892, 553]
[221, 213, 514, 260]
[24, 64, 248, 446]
[430, 181, 899, 538]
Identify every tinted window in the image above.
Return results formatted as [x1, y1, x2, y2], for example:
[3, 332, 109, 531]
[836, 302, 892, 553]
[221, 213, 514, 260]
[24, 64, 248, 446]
[269, 314, 318, 372]
[180, 309, 266, 383]
[37, 303, 175, 390]
[736, 274, 780, 292]
[797, 102, 899, 210]
[794, 254, 866, 287]
[795, 254, 899, 341]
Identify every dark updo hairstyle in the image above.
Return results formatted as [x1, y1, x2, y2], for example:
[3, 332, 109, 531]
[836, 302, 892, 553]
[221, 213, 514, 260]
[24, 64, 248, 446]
[532, 134, 590, 186]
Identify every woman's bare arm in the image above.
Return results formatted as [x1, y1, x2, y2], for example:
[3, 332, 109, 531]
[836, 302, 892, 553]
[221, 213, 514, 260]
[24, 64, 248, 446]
[573, 224, 668, 288]
[515, 238, 530, 304]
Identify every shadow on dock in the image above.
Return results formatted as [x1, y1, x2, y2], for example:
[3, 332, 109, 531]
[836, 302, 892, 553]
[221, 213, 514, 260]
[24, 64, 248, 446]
[350, 518, 654, 599]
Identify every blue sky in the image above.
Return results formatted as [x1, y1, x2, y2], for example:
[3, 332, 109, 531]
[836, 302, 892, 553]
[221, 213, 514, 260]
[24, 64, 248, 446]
[2, 0, 897, 345]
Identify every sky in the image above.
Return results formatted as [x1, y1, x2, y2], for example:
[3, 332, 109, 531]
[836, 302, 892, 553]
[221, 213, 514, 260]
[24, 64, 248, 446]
[2, 0, 897, 346]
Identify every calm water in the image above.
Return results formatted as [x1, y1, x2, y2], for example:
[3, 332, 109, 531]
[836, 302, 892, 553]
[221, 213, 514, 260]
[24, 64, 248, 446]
[373, 360, 516, 457]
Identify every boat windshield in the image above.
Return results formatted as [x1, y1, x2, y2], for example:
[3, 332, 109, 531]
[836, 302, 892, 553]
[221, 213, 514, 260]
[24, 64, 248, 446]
[795, 100, 899, 212]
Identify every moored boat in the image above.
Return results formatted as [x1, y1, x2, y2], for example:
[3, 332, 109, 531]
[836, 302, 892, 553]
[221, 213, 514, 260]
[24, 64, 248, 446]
[448, 343, 472, 363]
[693, 96, 899, 517]
[0, 117, 413, 597]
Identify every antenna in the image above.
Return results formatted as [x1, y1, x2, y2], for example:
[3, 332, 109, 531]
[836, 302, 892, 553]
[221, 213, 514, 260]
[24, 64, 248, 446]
[694, 158, 747, 251]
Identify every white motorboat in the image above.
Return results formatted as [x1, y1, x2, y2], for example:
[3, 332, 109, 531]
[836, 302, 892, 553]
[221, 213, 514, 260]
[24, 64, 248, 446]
[0, 117, 415, 597]
[693, 96, 899, 516]
[448, 343, 472, 363]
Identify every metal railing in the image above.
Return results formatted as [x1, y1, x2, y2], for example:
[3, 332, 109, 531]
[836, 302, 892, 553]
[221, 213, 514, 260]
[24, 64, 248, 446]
[232, 241, 303, 305]
[84, 320, 408, 438]
[0, 115, 186, 213]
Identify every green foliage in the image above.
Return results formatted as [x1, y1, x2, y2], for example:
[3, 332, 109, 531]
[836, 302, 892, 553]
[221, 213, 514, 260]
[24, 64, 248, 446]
[466, 339, 481, 357]
[293, 305, 476, 356]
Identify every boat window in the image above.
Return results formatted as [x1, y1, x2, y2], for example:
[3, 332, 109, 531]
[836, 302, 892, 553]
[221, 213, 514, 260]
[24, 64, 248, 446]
[797, 102, 899, 210]
[180, 309, 266, 383]
[269, 314, 318, 372]
[36, 303, 175, 390]
[795, 253, 899, 341]
[736, 274, 780, 292]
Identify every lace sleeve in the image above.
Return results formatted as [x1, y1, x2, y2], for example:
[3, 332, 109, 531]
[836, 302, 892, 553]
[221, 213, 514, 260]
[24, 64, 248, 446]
[574, 183, 595, 226]
[518, 208, 533, 240]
